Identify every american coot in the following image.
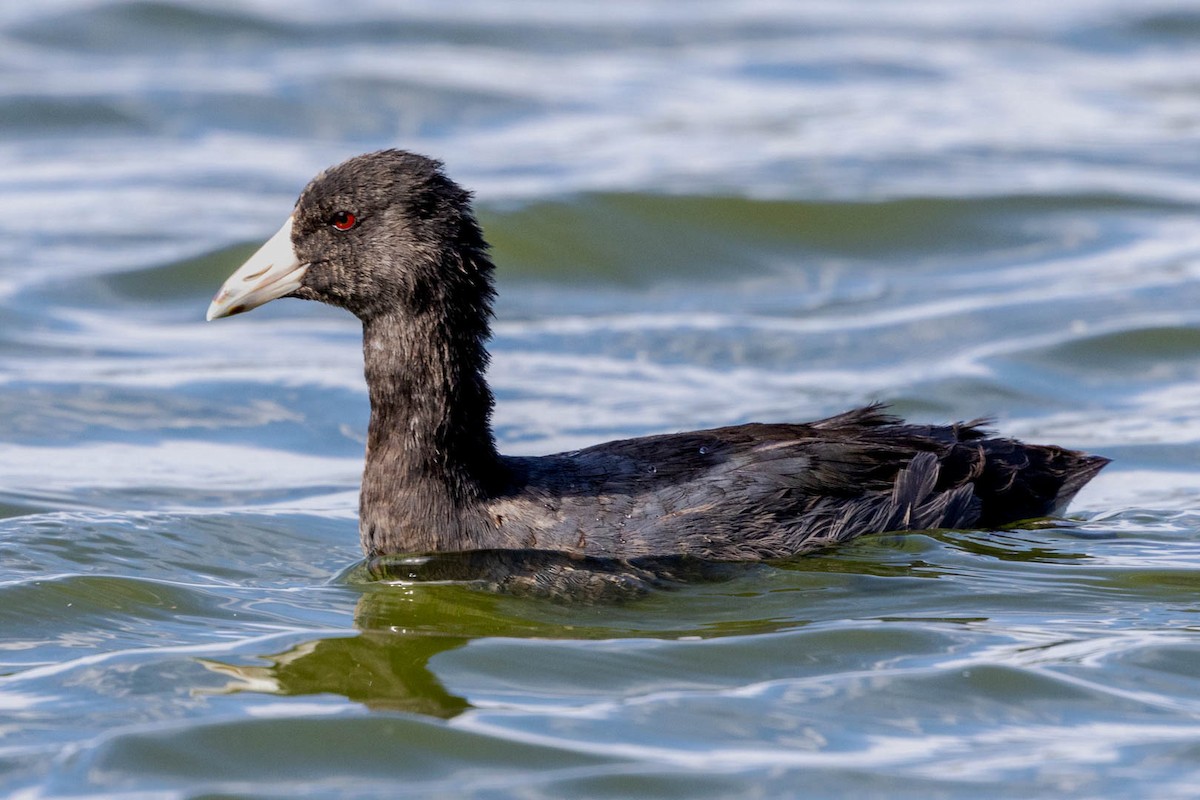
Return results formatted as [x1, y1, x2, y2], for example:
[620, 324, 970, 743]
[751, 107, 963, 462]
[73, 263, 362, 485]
[207, 150, 1108, 561]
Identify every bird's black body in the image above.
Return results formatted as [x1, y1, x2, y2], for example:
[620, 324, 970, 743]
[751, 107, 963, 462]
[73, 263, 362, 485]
[209, 150, 1109, 561]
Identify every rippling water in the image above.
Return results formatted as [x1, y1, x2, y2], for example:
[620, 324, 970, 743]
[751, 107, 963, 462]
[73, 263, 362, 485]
[2, 2, 1199, 797]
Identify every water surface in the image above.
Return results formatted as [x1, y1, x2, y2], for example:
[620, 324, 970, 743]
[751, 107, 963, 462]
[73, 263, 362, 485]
[1, 2, 1199, 797]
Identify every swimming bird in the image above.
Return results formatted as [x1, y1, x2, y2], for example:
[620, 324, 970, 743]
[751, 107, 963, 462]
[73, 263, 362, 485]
[207, 150, 1108, 561]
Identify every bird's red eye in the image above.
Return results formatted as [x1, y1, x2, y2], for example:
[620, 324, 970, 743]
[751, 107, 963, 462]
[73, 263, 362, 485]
[331, 211, 357, 231]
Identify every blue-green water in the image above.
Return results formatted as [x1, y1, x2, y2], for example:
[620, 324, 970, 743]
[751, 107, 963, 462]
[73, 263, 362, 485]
[2, 2, 1200, 797]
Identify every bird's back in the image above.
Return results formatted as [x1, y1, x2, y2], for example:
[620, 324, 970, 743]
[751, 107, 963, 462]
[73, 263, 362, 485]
[489, 405, 1108, 560]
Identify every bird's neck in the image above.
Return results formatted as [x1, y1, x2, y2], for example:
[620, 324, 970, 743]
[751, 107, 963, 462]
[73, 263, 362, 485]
[362, 305, 501, 483]
[358, 290, 503, 555]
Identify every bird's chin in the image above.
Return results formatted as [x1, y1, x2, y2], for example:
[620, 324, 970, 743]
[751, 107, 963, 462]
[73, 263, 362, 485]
[206, 215, 309, 320]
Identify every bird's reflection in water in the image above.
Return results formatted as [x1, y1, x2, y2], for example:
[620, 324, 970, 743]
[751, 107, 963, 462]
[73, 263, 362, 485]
[200, 631, 471, 717]
[361, 548, 752, 601]
[199, 549, 754, 716]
